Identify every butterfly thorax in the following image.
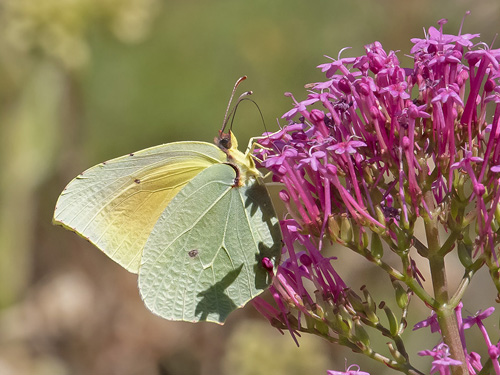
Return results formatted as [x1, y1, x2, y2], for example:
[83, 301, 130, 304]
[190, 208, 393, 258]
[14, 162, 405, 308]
[216, 130, 261, 187]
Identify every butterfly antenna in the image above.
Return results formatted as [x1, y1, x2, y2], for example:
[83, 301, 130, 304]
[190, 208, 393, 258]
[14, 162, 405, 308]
[229, 96, 267, 134]
[221, 76, 247, 134]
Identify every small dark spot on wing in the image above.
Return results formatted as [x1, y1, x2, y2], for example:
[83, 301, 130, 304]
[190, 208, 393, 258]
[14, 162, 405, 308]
[134, 178, 141, 184]
[188, 249, 199, 258]
[129, 153, 135, 156]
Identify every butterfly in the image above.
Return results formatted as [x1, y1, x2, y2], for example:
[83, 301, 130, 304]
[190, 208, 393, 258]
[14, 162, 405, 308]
[53, 78, 282, 323]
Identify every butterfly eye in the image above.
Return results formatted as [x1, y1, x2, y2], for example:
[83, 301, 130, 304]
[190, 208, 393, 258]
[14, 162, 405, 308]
[216, 131, 232, 151]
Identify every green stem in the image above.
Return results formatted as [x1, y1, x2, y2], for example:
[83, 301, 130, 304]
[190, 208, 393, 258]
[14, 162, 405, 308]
[437, 231, 461, 257]
[361, 248, 436, 308]
[434, 306, 468, 375]
[311, 327, 424, 375]
[348, 306, 411, 361]
[423, 190, 469, 375]
[449, 269, 474, 307]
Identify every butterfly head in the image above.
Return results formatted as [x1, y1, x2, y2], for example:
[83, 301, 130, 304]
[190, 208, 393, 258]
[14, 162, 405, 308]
[216, 130, 260, 186]
[216, 129, 236, 152]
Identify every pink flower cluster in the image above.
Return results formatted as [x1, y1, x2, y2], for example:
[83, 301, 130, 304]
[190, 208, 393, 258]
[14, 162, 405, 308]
[256, 18, 500, 249]
[252, 16, 500, 375]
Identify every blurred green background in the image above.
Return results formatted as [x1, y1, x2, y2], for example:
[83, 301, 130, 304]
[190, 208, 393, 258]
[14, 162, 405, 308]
[0, 1, 499, 374]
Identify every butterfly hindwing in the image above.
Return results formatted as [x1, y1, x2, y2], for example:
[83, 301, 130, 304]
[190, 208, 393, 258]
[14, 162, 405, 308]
[138, 163, 281, 323]
[53, 141, 226, 272]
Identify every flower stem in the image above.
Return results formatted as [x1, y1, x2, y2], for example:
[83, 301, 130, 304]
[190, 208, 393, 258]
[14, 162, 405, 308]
[424, 191, 469, 375]
[434, 306, 469, 375]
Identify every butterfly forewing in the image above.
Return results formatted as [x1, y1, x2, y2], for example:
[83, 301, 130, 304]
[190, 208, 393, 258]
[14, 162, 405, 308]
[53, 141, 226, 273]
[138, 163, 281, 323]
